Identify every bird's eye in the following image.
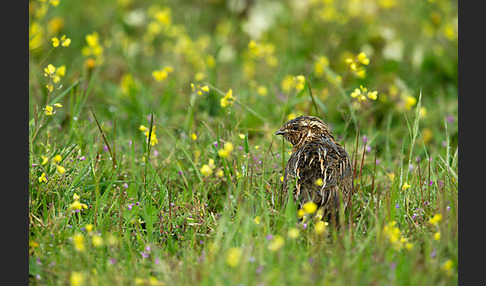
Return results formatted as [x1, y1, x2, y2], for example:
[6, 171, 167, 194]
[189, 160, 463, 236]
[291, 125, 299, 131]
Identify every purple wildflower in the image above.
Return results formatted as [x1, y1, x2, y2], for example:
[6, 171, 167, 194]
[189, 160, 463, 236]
[256, 265, 264, 274]
[446, 115, 454, 123]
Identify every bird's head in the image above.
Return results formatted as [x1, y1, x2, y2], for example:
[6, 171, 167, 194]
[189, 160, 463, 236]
[275, 115, 333, 149]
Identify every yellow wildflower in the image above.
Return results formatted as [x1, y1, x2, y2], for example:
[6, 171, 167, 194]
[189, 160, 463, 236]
[226, 247, 242, 268]
[38, 172, 47, 183]
[52, 35, 71, 48]
[286, 113, 297, 122]
[297, 209, 306, 218]
[92, 235, 103, 247]
[152, 66, 173, 81]
[200, 164, 213, 177]
[314, 209, 324, 221]
[405, 242, 414, 250]
[281, 75, 295, 93]
[287, 228, 300, 239]
[420, 107, 427, 118]
[85, 224, 93, 233]
[401, 182, 411, 191]
[139, 125, 158, 146]
[154, 7, 172, 26]
[422, 127, 433, 144]
[53, 154, 62, 163]
[50, 65, 66, 83]
[351, 85, 377, 102]
[257, 86, 268, 96]
[46, 83, 54, 92]
[238, 134, 246, 139]
[302, 201, 318, 214]
[48, 17, 64, 34]
[313, 55, 329, 78]
[216, 169, 224, 178]
[29, 240, 39, 248]
[405, 95, 417, 110]
[268, 235, 284, 252]
[294, 75, 306, 91]
[82, 31, 104, 65]
[41, 156, 49, 165]
[383, 221, 403, 250]
[368, 91, 378, 100]
[315, 178, 323, 186]
[434, 231, 441, 241]
[44, 105, 54, 116]
[69, 193, 88, 212]
[70, 272, 84, 286]
[190, 133, 197, 141]
[84, 58, 96, 70]
[442, 259, 454, 276]
[314, 221, 328, 235]
[48, 0, 60, 7]
[220, 88, 235, 108]
[106, 234, 118, 247]
[254, 216, 261, 225]
[56, 165, 66, 174]
[218, 142, 234, 158]
[345, 52, 369, 78]
[44, 64, 56, 77]
[29, 21, 44, 50]
[357, 52, 370, 65]
[72, 233, 85, 252]
[52, 37, 59, 47]
[429, 213, 442, 226]
[85, 32, 100, 48]
[54, 103, 63, 108]
[69, 200, 88, 212]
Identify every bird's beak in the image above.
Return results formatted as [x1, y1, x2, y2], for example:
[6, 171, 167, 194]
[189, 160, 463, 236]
[275, 129, 285, 136]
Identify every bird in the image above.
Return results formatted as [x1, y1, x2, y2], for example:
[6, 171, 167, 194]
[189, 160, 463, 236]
[275, 115, 354, 225]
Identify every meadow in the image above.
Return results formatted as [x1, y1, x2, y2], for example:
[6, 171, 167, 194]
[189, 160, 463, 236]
[29, 0, 458, 285]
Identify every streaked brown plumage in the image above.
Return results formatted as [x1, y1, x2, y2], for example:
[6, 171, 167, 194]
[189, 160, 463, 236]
[275, 115, 354, 225]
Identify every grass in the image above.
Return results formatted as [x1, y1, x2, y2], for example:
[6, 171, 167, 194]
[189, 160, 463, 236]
[29, 0, 458, 285]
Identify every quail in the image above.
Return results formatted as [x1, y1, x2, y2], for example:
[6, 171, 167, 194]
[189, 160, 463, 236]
[275, 115, 354, 225]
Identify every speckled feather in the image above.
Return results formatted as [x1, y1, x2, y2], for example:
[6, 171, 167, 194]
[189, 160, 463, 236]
[275, 116, 354, 223]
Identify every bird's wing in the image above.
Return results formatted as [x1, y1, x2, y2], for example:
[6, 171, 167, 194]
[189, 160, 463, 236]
[285, 140, 352, 208]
